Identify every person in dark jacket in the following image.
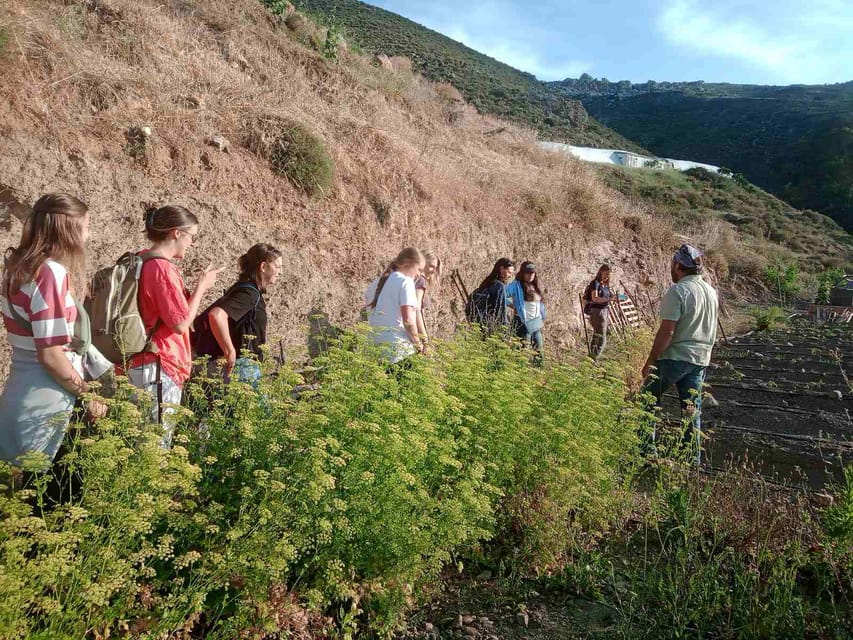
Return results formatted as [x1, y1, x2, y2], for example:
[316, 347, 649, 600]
[473, 258, 515, 331]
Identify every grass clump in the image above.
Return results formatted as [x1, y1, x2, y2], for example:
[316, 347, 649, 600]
[270, 123, 334, 197]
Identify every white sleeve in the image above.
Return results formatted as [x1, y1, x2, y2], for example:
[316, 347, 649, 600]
[399, 276, 418, 308]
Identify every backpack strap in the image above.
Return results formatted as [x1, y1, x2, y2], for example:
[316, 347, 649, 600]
[233, 282, 262, 321]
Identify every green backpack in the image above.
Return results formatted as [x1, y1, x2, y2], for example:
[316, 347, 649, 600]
[84, 252, 167, 364]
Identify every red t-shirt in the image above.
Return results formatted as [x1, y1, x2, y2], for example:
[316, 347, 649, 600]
[126, 252, 192, 387]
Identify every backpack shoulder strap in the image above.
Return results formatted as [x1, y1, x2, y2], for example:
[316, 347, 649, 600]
[234, 282, 262, 310]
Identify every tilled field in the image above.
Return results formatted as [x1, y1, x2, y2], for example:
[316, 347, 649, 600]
[699, 319, 853, 489]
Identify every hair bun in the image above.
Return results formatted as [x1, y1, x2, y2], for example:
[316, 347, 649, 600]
[143, 206, 158, 228]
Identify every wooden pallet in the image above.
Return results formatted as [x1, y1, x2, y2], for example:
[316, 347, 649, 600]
[616, 293, 642, 329]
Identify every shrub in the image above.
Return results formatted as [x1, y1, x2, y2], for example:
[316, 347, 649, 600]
[0, 27, 8, 56]
[368, 194, 391, 226]
[270, 124, 334, 197]
[816, 267, 845, 304]
[434, 82, 464, 103]
[763, 262, 801, 302]
[0, 330, 644, 637]
[750, 305, 787, 331]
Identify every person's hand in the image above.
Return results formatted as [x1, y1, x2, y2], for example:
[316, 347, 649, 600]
[224, 349, 237, 376]
[196, 265, 223, 294]
[86, 399, 108, 420]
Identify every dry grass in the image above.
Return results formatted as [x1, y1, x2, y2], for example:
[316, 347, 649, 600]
[0, 0, 672, 371]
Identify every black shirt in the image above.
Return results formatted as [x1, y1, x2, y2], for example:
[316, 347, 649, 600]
[196, 282, 267, 359]
[586, 280, 612, 309]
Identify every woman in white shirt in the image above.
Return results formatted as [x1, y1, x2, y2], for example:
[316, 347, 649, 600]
[364, 247, 426, 364]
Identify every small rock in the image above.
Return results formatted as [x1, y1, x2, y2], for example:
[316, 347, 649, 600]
[815, 493, 835, 508]
[454, 615, 463, 629]
[462, 626, 479, 638]
[140, 126, 152, 138]
[462, 615, 475, 625]
[516, 612, 528, 628]
[206, 135, 231, 153]
[424, 623, 434, 632]
[831, 390, 843, 401]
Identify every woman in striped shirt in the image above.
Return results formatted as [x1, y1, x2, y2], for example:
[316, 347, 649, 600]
[0, 193, 106, 466]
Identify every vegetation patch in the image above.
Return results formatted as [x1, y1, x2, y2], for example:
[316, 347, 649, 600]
[597, 164, 852, 281]
[266, 123, 334, 197]
[750, 305, 788, 332]
[0, 330, 646, 637]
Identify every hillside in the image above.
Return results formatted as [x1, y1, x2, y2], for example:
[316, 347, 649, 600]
[0, 0, 848, 378]
[290, 0, 648, 152]
[550, 77, 853, 232]
[0, 0, 675, 373]
[595, 165, 851, 284]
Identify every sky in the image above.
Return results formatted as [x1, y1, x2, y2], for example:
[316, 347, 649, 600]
[364, 0, 853, 85]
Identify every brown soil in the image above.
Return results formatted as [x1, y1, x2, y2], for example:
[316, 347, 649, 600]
[0, 0, 680, 382]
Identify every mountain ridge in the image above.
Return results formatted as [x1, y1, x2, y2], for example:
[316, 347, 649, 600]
[550, 76, 853, 232]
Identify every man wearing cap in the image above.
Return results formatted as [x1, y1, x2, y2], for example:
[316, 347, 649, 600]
[641, 244, 718, 463]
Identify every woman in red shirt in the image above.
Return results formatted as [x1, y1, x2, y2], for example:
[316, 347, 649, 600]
[126, 205, 221, 447]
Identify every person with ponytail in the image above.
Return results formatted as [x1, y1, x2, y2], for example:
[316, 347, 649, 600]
[192, 243, 282, 383]
[413, 250, 442, 348]
[0, 193, 107, 466]
[126, 205, 221, 445]
[364, 247, 425, 364]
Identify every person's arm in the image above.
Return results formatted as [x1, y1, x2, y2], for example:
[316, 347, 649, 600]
[172, 265, 222, 334]
[208, 307, 237, 373]
[642, 320, 678, 379]
[415, 288, 428, 343]
[590, 283, 611, 304]
[401, 305, 423, 352]
[37, 347, 109, 418]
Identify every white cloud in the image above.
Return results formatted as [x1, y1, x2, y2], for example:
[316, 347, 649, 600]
[657, 0, 851, 83]
[377, 1, 590, 81]
[445, 25, 591, 81]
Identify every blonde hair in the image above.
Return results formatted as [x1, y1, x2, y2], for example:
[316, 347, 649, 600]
[421, 250, 443, 289]
[3, 193, 88, 297]
[368, 247, 424, 309]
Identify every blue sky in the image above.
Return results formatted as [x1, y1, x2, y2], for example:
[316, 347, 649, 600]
[365, 0, 853, 85]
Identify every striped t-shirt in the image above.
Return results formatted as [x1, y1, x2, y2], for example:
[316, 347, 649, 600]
[1, 259, 77, 351]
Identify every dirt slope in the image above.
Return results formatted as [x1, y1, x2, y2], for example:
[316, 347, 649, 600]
[0, 0, 672, 378]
